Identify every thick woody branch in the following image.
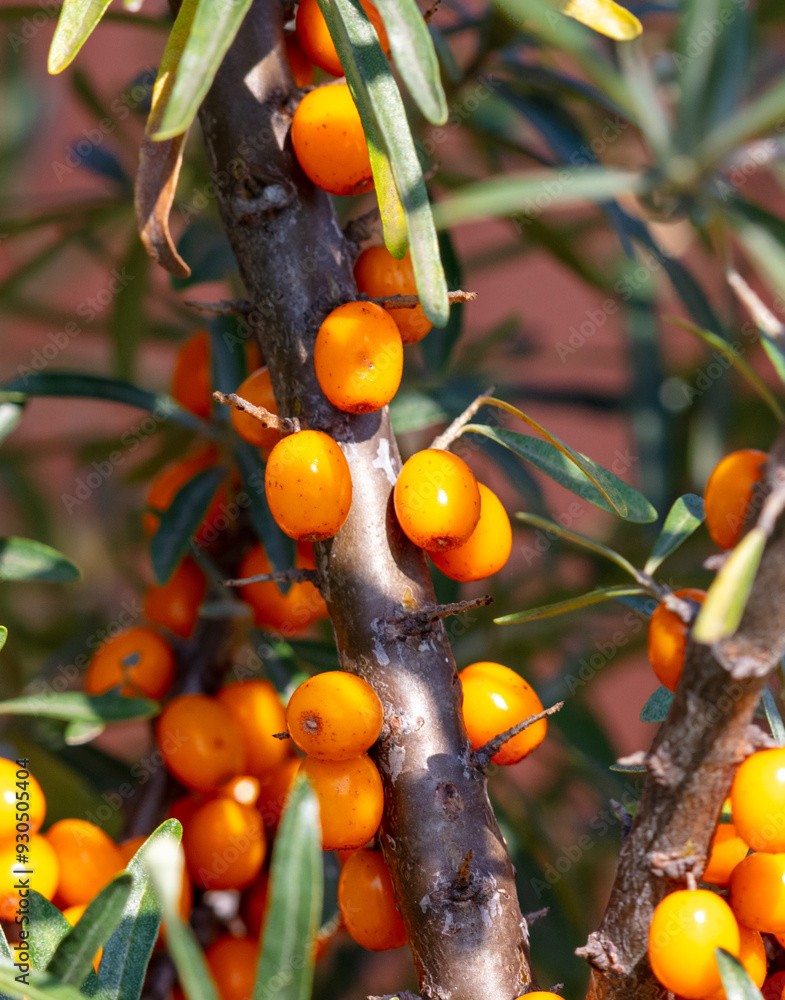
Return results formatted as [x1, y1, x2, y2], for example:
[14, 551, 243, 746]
[580, 431, 785, 1000]
[212, 391, 300, 434]
[474, 701, 564, 770]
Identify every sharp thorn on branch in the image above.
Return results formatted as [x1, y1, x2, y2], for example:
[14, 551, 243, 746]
[183, 298, 252, 316]
[386, 596, 494, 637]
[473, 701, 564, 770]
[223, 567, 317, 587]
[213, 391, 301, 435]
[365, 290, 477, 311]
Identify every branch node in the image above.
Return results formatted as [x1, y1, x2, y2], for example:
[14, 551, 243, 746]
[385, 596, 493, 637]
[649, 849, 702, 881]
[473, 701, 564, 770]
[213, 391, 301, 435]
[575, 932, 623, 973]
[272, 731, 291, 741]
[430, 387, 496, 451]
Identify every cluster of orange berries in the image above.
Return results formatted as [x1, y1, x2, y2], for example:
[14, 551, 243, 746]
[648, 744, 785, 998]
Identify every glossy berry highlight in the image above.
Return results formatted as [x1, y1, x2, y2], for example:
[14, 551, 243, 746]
[183, 797, 266, 890]
[459, 662, 547, 766]
[731, 747, 785, 852]
[291, 84, 373, 196]
[704, 448, 767, 550]
[0, 758, 45, 837]
[647, 589, 706, 693]
[429, 483, 512, 582]
[300, 754, 384, 850]
[338, 849, 407, 951]
[286, 671, 383, 760]
[394, 449, 481, 552]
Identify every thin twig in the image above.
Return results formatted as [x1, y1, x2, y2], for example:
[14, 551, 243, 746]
[223, 568, 317, 587]
[523, 906, 550, 925]
[367, 290, 476, 311]
[430, 387, 496, 451]
[386, 596, 493, 637]
[727, 268, 785, 338]
[474, 701, 564, 769]
[183, 298, 252, 316]
[213, 391, 300, 434]
[423, 0, 441, 21]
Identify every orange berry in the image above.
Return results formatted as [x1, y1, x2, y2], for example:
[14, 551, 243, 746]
[242, 870, 270, 938]
[314, 302, 403, 414]
[117, 836, 147, 866]
[0, 758, 46, 837]
[291, 84, 373, 197]
[143, 557, 206, 639]
[731, 747, 785, 852]
[46, 819, 121, 908]
[257, 759, 300, 830]
[708, 923, 766, 998]
[702, 822, 750, 886]
[183, 797, 266, 890]
[458, 662, 546, 766]
[206, 936, 259, 1000]
[286, 671, 383, 760]
[704, 449, 767, 550]
[171, 330, 212, 420]
[218, 680, 289, 777]
[216, 776, 261, 807]
[265, 430, 352, 541]
[85, 626, 176, 700]
[648, 889, 740, 998]
[354, 246, 432, 345]
[429, 483, 512, 582]
[237, 544, 327, 635]
[284, 30, 314, 88]
[394, 449, 480, 552]
[0, 834, 58, 919]
[338, 849, 406, 951]
[230, 368, 280, 452]
[62, 904, 103, 971]
[513, 996, 564, 1000]
[730, 851, 785, 931]
[144, 447, 227, 545]
[156, 694, 246, 793]
[295, 0, 388, 76]
[647, 589, 706, 692]
[299, 754, 383, 851]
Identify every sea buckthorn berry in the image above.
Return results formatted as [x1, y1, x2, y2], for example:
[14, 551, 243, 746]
[648, 889, 740, 999]
[257, 758, 300, 830]
[300, 754, 384, 851]
[144, 446, 226, 544]
[46, 819, 121, 908]
[459, 662, 546, 766]
[730, 851, 785, 931]
[394, 449, 481, 552]
[295, 0, 388, 77]
[156, 694, 246, 793]
[216, 776, 261, 807]
[513, 995, 564, 999]
[731, 747, 785, 852]
[206, 936, 259, 1000]
[171, 330, 212, 420]
[218, 679, 290, 777]
[62, 904, 102, 971]
[647, 589, 706, 693]
[702, 820, 750, 886]
[230, 368, 280, 451]
[237, 543, 327, 636]
[429, 483, 512, 582]
[242, 870, 269, 938]
[284, 30, 314, 88]
[183, 798, 266, 890]
[84, 626, 176, 700]
[354, 246, 432, 345]
[265, 430, 352, 541]
[0, 834, 58, 919]
[286, 671, 383, 760]
[291, 84, 373, 197]
[708, 923, 766, 998]
[338, 849, 407, 951]
[704, 449, 767, 550]
[0, 758, 45, 837]
[314, 302, 403, 415]
[143, 557, 207, 639]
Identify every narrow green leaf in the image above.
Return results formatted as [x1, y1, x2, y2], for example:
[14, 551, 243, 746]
[374, 0, 447, 124]
[47, 874, 133, 986]
[0, 964, 88, 1000]
[495, 585, 647, 625]
[48, 0, 114, 74]
[693, 528, 767, 643]
[64, 719, 105, 745]
[108, 236, 149, 381]
[715, 948, 765, 1000]
[254, 774, 322, 1000]
[29, 893, 71, 968]
[0, 692, 157, 724]
[697, 72, 785, 169]
[512, 513, 645, 579]
[644, 494, 705, 575]
[640, 686, 674, 723]
[154, 0, 254, 138]
[761, 688, 785, 747]
[233, 442, 296, 581]
[0, 402, 23, 444]
[609, 762, 647, 773]
[389, 391, 448, 435]
[464, 425, 657, 523]
[0, 628, 6, 653]
[0, 538, 80, 583]
[151, 465, 226, 584]
[319, 0, 449, 325]
[367, 139, 408, 258]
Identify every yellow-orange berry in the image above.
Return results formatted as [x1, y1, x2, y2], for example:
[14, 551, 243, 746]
[647, 589, 706, 693]
[144, 557, 206, 639]
[394, 449, 480, 552]
[730, 851, 785, 931]
[206, 935, 259, 1000]
[295, 0, 388, 77]
[171, 330, 212, 420]
[46, 819, 121, 908]
[354, 246, 432, 345]
[513, 996, 564, 1000]
[217, 680, 290, 778]
[237, 543, 327, 635]
[300, 754, 383, 851]
[241, 870, 269, 938]
[183, 798, 266, 890]
[257, 758, 300, 830]
[338, 849, 407, 951]
[284, 30, 314, 88]
[156, 694, 246, 793]
[230, 368, 280, 452]
[708, 923, 766, 998]
[704, 449, 767, 550]
[702, 821, 750, 886]
[291, 84, 373, 197]
[0, 758, 46, 837]
[62, 904, 103, 971]
[0, 835, 58, 919]
[429, 483, 512, 582]
[286, 671, 383, 760]
[731, 747, 785, 852]
[648, 889, 740, 998]
[84, 626, 176, 700]
[314, 302, 403, 414]
[265, 430, 352, 541]
[459, 662, 546, 766]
